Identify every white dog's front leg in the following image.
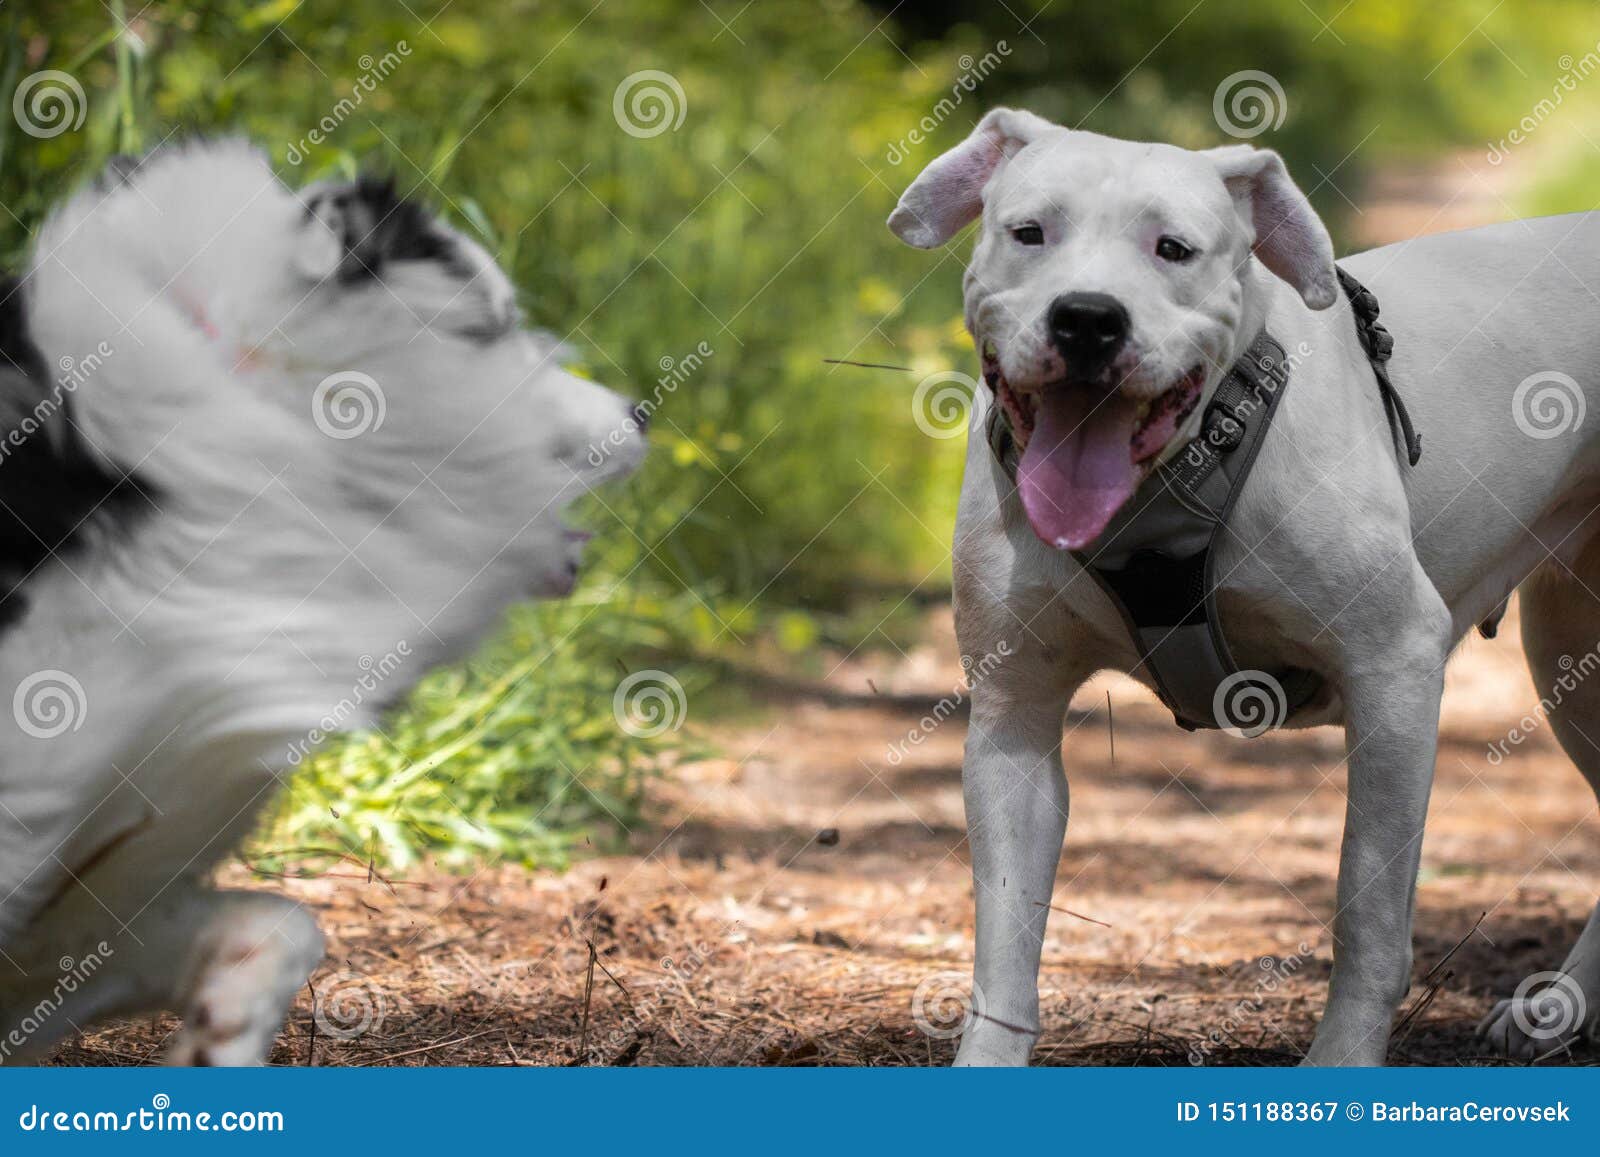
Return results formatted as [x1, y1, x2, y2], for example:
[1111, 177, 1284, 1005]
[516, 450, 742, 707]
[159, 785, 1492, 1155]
[954, 661, 1082, 1066]
[1303, 614, 1449, 1066]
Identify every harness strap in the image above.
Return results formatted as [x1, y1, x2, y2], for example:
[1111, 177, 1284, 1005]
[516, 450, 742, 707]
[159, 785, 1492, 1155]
[1338, 266, 1421, 466]
[983, 265, 1419, 732]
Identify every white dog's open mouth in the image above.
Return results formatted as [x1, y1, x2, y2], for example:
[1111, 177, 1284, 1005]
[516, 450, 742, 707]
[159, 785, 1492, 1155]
[983, 356, 1204, 551]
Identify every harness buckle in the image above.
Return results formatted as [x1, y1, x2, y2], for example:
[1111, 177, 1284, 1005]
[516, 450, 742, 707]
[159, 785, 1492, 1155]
[1203, 403, 1245, 451]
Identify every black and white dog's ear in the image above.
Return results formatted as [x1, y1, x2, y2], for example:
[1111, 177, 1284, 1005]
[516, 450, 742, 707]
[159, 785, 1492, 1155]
[0, 279, 153, 634]
[887, 107, 1057, 249]
[96, 153, 145, 192]
[294, 175, 518, 340]
[1205, 145, 1338, 311]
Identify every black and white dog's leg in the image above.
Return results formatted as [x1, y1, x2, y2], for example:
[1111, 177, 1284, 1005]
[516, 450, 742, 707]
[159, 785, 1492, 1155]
[162, 889, 324, 1066]
[1303, 580, 1451, 1066]
[0, 887, 323, 1065]
[954, 624, 1086, 1066]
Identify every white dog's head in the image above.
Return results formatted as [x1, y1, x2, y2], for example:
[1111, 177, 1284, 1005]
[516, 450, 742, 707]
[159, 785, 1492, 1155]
[888, 108, 1337, 550]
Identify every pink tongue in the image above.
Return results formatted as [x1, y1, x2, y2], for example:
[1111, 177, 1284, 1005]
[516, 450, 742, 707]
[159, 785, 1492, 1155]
[1017, 390, 1138, 551]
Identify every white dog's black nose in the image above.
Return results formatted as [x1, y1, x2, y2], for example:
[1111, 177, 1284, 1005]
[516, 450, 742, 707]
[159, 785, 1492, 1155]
[1048, 292, 1129, 376]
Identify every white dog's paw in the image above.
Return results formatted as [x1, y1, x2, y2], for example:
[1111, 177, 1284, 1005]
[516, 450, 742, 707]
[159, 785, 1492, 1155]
[166, 896, 324, 1067]
[1477, 974, 1593, 1060]
[1301, 1007, 1392, 1067]
[952, 1023, 1036, 1067]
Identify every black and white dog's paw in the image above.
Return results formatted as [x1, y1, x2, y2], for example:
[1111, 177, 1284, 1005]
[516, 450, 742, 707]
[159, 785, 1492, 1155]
[295, 175, 518, 341]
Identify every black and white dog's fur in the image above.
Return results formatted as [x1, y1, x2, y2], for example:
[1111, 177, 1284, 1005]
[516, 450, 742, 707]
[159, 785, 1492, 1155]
[0, 142, 644, 1063]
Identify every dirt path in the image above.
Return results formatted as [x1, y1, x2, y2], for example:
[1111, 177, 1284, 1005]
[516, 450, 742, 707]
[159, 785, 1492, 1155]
[50, 148, 1600, 1067]
[49, 602, 1599, 1067]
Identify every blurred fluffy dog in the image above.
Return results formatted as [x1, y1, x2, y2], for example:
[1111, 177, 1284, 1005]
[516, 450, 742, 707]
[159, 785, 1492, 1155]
[0, 142, 645, 1063]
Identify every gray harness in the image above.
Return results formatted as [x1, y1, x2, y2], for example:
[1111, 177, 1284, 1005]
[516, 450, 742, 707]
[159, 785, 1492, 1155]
[985, 268, 1418, 732]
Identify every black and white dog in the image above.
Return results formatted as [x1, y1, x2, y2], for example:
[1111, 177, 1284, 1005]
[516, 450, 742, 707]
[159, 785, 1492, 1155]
[0, 142, 644, 1063]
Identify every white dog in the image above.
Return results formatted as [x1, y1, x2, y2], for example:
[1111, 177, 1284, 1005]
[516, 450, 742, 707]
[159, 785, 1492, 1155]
[890, 108, 1600, 1065]
[0, 142, 644, 1064]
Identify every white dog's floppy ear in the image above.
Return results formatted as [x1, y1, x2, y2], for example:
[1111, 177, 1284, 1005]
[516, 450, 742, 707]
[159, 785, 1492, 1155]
[887, 107, 1056, 248]
[1206, 145, 1338, 311]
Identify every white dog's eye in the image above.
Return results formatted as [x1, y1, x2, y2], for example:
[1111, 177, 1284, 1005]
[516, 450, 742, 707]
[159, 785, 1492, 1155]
[1010, 224, 1044, 247]
[1155, 236, 1194, 263]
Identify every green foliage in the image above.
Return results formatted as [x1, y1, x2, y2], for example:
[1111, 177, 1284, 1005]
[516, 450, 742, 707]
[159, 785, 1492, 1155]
[263, 593, 711, 871]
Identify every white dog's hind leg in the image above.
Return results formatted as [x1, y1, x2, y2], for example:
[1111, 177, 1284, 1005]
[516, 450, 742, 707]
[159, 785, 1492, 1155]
[163, 890, 324, 1066]
[1477, 564, 1600, 1058]
[953, 628, 1086, 1067]
[1478, 905, 1600, 1058]
[1303, 586, 1451, 1067]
